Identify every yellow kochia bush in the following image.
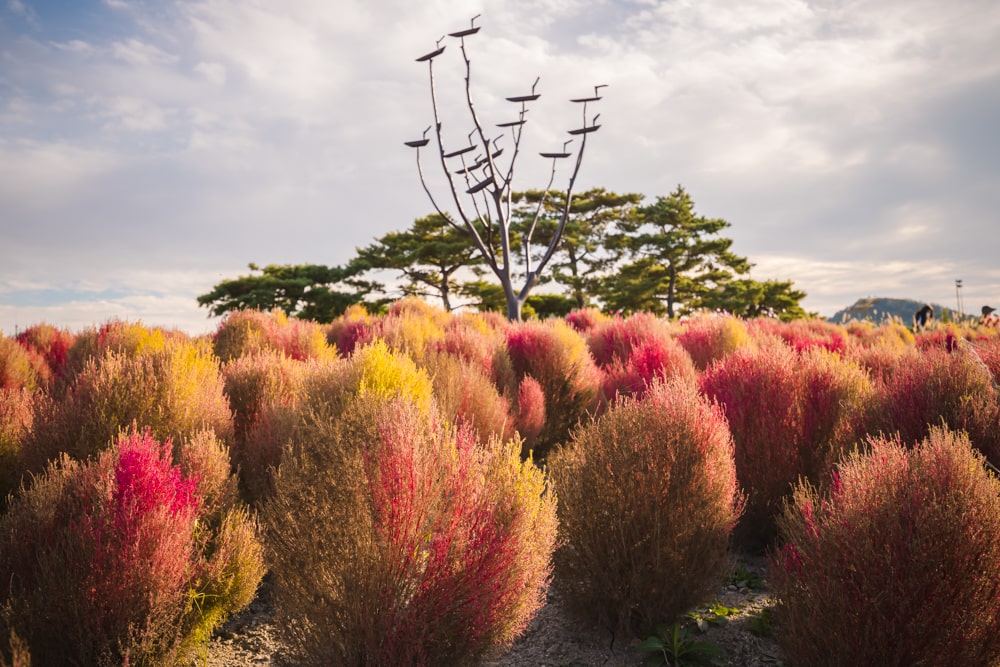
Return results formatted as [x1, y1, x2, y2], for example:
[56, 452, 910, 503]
[301, 339, 435, 418]
[25, 336, 233, 472]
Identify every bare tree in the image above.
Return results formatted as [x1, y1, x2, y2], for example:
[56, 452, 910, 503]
[406, 15, 604, 321]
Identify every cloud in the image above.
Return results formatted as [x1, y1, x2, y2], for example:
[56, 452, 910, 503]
[193, 61, 226, 85]
[1, 0, 999, 335]
[100, 96, 172, 132]
[0, 139, 121, 214]
[111, 37, 179, 66]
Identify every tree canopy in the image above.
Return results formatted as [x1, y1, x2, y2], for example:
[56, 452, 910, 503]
[512, 188, 643, 309]
[199, 185, 813, 323]
[352, 214, 481, 312]
[196, 263, 379, 323]
[601, 186, 751, 318]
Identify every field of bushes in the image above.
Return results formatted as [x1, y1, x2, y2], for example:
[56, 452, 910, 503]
[2, 299, 1000, 666]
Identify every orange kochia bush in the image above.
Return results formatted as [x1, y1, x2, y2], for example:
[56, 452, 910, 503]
[548, 378, 743, 637]
[263, 395, 557, 666]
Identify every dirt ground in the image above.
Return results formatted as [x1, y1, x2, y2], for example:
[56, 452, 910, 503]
[191, 553, 783, 667]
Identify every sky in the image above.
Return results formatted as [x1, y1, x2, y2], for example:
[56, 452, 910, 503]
[1, 0, 999, 336]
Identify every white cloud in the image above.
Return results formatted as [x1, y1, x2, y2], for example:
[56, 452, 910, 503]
[111, 38, 179, 67]
[0, 139, 120, 213]
[101, 96, 172, 132]
[193, 61, 226, 86]
[1, 0, 998, 333]
[51, 39, 97, 54]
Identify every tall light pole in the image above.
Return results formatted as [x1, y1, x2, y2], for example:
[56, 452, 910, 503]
[956, 279, 964, 320]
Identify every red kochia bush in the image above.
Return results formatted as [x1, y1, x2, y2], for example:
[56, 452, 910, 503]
[674, 313, 750, 371]
[548, 378, 743, 637]
[0, 429, 264, 666]
[972, 336, 1000, 384]
[700, 342, 873, 548]
[599, 335, 696, 405]
[499, 320, 601, 459]
[771, 427, 1000, 667]
[870, 345, 1000, 465]
[564, 307, 608, 333]
[586, 312, 672, 368]
[325, 305, 375, 357]
[14, 323, 75, 390]
[263, 396, 557, 666]
[748, 317, 848, 355]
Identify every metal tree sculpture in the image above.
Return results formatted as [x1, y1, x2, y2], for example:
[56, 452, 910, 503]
[406, 15, 604, 321]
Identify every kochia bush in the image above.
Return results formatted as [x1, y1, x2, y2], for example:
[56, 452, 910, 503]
[221, 351, 305, 503]
[700, 342, 873, 548]
[0, 429, 264, 666]
[771, 427, 1000, 667]
[213, 310, 335, 363]
[324, 305, 374, 358]
[263, 396, 557, 666]
[0, 336, 43, 392]
[499, 319, 601, 459]
[598, 334, 696, 406]
[24, 337, 234, 473]
[12, 324, 75, 392]
[585, 312, 672, 368]
[548, 379, 743, 638]
[421, 351, 514, 444]
[748, 317, 848, 355]
[0, 388, 36, 506]
[674, 312, 750, 371]
[870, 345, 1000, 465]
[564, 307, 608, 333]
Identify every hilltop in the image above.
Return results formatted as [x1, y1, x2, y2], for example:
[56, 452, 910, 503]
[827, 297, 955, 325]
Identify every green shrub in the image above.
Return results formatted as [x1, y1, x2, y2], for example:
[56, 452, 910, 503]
[771, 427, 1000, 667]
[262, 396, 557, 666]
[548, 378, 743, 638]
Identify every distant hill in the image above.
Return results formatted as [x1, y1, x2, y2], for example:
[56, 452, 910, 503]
[828, 297, 957, 325]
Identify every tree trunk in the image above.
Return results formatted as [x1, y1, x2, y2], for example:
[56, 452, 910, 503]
[666, 264, 677, 319]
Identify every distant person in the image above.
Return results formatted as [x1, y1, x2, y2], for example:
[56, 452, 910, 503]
[981, 305, 998, 328]
[913, 304, 934, 330]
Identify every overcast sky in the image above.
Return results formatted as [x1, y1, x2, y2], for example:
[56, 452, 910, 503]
[2, 0, 999, 335]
